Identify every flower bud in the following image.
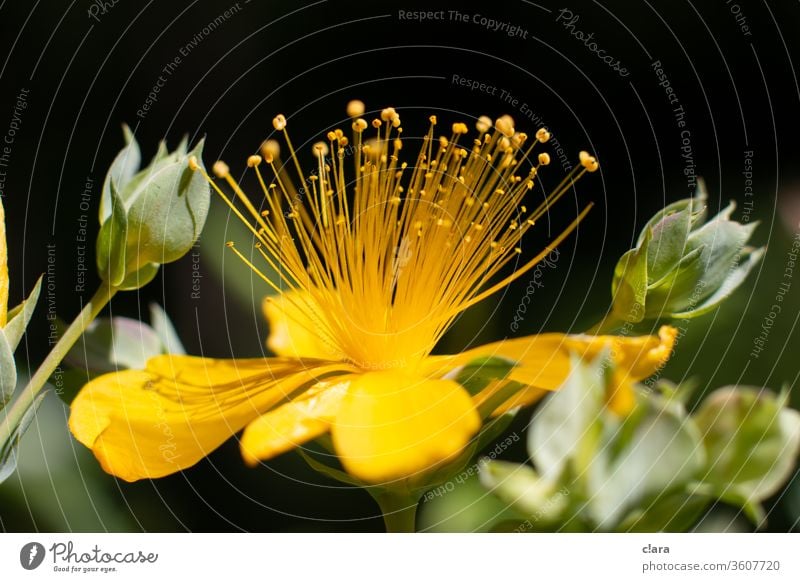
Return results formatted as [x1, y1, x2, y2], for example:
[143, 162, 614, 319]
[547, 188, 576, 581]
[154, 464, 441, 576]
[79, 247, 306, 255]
[611, 180, 763, 322]
[96, 127, 211, 290]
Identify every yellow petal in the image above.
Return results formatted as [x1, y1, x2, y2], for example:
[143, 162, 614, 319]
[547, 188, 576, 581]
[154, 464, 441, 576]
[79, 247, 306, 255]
[263, 291, 340, 360]
[240, 376, 353, 465]
[0, 196, 8, 327]
[423, 326, 677, 415]
[330, 371, 480, 483]
[69, 355, 354, 481]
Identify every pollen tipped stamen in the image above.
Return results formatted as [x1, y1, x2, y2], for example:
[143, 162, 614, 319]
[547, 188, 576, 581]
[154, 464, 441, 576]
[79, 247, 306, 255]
[214, 104, 599, 367]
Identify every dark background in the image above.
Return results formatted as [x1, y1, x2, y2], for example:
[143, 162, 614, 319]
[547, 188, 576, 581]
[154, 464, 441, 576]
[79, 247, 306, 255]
[1, 0, 799, 532]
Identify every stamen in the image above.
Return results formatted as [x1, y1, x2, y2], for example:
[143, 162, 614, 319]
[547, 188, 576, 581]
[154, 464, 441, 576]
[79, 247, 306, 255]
[347, 100, 365, 118]
[214, 104, 599, 367]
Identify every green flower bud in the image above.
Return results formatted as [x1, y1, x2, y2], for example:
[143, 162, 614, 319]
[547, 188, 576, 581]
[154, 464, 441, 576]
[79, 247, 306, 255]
[611, 180, 764, 322]
[96, 127, 210, 290]
[693, 386, 800, 526]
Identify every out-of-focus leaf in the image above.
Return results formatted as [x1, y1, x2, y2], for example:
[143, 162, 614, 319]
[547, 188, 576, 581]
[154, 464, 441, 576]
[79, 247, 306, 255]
[0, 391, 46, 484]
[479, 460, 569, 521]
[64, 316, 163, 373]
[617, 488, 711, 532]
[529, 352, 608, 481]
[694, 387, 800, 509]
[584, 396, 704, 529]
[149, 302, 186, 355]
[453, 356, 517, 396]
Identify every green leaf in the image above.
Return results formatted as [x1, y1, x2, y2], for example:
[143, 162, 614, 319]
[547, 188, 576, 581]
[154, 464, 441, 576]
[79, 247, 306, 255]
[694, 386, 800, 507]
[638, 192, 707, 247]
[3, 275, 42, 351]
[100, 124, 141, 222]
[670, 246, 764, 318]
[453, 355, 517, 396]
[617, 488, 711, 532]
[149, 303, 186, 355]
[96, 181, 129, 287]
[0, 391, 46, 484]
[297, 448, 365, 487]
[611, 228, 650, 323]
[646, 205, 692, 280]
[114, 262, 159, 292]
[0, 329, 17, 406]
[682, 204, 758, 301]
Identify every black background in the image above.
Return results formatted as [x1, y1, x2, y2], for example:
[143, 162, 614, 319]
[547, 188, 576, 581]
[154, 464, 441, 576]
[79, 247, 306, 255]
[1, 0, 799, 532]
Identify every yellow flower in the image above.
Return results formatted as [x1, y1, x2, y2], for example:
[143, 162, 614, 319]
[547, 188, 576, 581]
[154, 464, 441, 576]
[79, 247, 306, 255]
[69, 105, 674, 485]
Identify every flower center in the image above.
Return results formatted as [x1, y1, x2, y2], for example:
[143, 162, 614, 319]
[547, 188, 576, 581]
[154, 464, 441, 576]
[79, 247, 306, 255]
[192, 103, 598, 369]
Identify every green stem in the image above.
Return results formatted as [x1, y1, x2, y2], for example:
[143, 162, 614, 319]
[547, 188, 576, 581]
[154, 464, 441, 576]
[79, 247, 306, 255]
[373, 490, 419, 533]
[585, 312, 623, 335]
[0, 282, 116, 443]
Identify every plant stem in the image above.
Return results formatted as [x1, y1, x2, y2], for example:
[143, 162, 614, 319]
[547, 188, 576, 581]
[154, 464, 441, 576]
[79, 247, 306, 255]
[373, 490, 419, 533]
[585, 312, 623, 335]
[0, 282, 116, 443]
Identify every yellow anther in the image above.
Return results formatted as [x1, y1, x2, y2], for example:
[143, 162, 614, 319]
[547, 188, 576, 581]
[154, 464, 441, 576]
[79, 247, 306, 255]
[313, 141, 329, 156]
[452, 122, 468, 135]
[439, 136, 449, 148]
[347, 100, 365, 118]
[225, 241, 235, 248]
[579, 151, 599, 172]
[476, 115, 492, 133]
[272, 114, 287, 131]
[538, 153, 551, 166]
[261, 139, 280, 163]
[213, 161, 230, 178]
[495, 115, 515, 137]
[536, 128, 551, 143]
[326, 131, 337, 141]
[381, 107, 397, 121]
[429, 115, 437, 125]
[247, 155, 262, 168]
[188, 156, 200, 171]
[371, 119, 382, 129]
